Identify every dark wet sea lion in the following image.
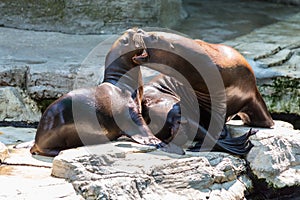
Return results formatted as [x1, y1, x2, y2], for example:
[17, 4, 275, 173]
[30, 84, 134, 156]
[30, 72, 255, 157]
[30, 30, 186, 157]
[142, 74, 257, 155]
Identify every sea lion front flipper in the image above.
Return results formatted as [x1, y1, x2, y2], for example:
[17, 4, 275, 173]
[158, 142, 185, 155]
[129, 133, 185, 155]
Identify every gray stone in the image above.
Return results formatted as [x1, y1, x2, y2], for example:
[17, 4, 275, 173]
[1, 120, 300, 199]
[51, 120, 300, 199]
[0, 87, 41, 122]
[0, 0, 186, 34]
[0, 66, 28, 89]
[52, 141, 252, 200]
[0, 27, 113, 100]
[264, 0, 300, 5]
[174, 0, 299, 43]
[0, 141, 81, 199]
[228, 120, 300, 188]
[0, 126, 36, 145]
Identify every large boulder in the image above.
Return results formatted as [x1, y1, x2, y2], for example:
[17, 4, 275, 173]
[228, 120, 300, 189]
[52, 142, 251, 200]
[51, 120, 300, 199]
[0, 87, 41, 122]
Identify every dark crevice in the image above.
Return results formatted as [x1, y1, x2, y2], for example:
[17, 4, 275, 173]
[271, 113, 300, 130]
[245, 163, 300, 200]
[0, 121, 38, 128]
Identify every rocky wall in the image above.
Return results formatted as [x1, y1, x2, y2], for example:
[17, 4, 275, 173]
[0, 0, 186, 34]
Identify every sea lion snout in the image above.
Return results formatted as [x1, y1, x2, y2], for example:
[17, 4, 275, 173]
[132, 49, 149, 64]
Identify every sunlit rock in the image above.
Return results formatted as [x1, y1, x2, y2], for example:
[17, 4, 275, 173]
[52, 142, 252, 200]
[228, 120, 300, 188]
[0, 87, 41, 122]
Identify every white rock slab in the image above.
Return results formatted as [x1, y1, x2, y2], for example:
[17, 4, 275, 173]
[228, 120, 300, 188]
[52, 142, 251, 200]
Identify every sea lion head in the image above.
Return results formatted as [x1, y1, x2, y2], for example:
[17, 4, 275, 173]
[105, 28, 152, 68]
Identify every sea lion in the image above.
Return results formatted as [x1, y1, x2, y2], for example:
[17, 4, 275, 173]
[30, 85, 120, 156]
[130, 29, 274, 129]
[105, 28, 273, 153]
[30, 73, 254, 157]
[142, 74, 257, 155]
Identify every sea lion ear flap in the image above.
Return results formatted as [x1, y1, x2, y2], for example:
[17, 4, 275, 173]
[132, 49, 149, 65]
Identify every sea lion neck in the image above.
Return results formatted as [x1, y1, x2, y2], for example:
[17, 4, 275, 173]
[103, 50, 143, 94]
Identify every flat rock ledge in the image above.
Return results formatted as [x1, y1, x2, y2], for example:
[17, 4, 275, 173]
[51, 120, 300, 200]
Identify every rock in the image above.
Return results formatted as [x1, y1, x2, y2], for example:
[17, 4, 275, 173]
[51, 120, 300, 199]
[0, 66, 28, 89]
[0, 142, 9, 162]
[0, 126, 36, 145]
[174, 0, 299, 43]
[0, 142, 81, 199]
[52, 142, 252, 200]
[0, 27, 113, 100]
[228, 120, 300, 188]
[225, 12, 300, 115]
[0, 87, 41, 122]
[0, 0, 186, 34]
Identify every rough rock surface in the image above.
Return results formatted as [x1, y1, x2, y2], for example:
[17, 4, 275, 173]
[0, 87, 41, 122]
[0, 126, 36, 145]
[0, 145, 82, 199]
[228, 120, 300, 189]
[225, 12, 300, 115]
[52, 142, 251, 200]
[0, 127, 82, 199]
[0, 27, 114, 101]
[1, 120, 300, 199]
[51, 120, 300, 199]
[0, 0, 186, 34]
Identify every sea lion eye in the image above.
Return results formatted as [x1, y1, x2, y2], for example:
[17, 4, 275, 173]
[150, 34, 158, 41]
[120, 37, 129, 45]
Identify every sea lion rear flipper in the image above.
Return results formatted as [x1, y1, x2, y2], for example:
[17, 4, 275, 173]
[188, 128, 257, 156]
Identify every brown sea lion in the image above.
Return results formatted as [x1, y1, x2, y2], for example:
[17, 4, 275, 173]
[142, 74, 257, 155]
[30, 85, 120, 156]
[130, 29, 274, 129]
